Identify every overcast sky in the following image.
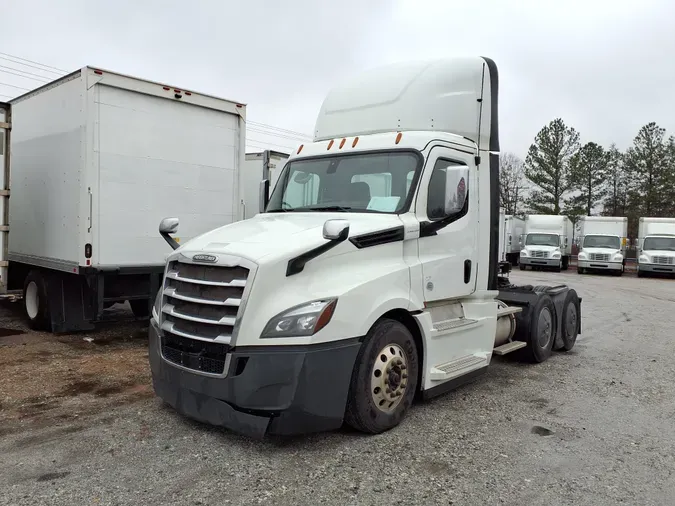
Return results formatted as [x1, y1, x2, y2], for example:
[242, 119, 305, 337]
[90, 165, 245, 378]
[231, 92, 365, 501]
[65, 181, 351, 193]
[1, 0, 673, 158]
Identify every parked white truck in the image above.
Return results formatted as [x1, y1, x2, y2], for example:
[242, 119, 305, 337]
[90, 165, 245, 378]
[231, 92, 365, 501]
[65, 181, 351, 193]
[149, 56, 583, 439]
[2, 67, 250, 332]
[576, 216, 627, 276]
[519, 215, 573, 272]
[242, 150, 290, 219]
[637, 217, 675, 277]
[503, 214, 525, 265]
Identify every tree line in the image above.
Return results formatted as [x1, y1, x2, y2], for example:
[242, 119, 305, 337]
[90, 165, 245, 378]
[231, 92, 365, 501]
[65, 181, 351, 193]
[499, 119, 675, 239]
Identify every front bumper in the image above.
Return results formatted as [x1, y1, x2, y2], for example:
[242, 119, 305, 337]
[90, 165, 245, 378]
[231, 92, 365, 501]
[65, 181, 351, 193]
[148, 319, 362, 439]
[638, 263, 675, 273]
[520, 257, 561, 267]
[578, 260, 623, 271]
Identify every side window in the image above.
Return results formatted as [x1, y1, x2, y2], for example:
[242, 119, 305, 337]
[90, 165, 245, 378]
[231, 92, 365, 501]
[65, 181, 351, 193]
[426, 159, 469, 220]
[285, 171, 320, 207]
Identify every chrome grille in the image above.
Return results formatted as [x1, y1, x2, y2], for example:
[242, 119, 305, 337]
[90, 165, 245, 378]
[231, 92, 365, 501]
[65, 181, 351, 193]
[531, 250, 549, 258]
[653, 256, 674, 265]
[160, 259, 250, 375]
[589, 253, 610, 262]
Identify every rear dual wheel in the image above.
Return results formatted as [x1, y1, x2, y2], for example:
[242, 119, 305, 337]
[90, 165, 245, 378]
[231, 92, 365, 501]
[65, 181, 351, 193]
[345, 318, 419, 434]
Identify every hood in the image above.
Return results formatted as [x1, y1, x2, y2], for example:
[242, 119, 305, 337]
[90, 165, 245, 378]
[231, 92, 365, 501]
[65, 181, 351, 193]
[524, 245, 560, 252]
[174, 212, 405, 262]
[581, 247, 621, 255]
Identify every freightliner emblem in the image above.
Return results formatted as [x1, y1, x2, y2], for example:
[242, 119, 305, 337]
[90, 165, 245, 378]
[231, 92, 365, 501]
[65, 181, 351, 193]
[192, 254, 218, 263]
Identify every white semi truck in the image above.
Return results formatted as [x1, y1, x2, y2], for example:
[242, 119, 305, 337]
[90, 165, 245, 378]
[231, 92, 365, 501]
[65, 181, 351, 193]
[148, 56, 583, 438]
[637, 217, 675, 277]
[519, 215, 573, 272]
[503, 214, 525, 265]
[2, 67, 250, 332]
[576, 216, 627, 276]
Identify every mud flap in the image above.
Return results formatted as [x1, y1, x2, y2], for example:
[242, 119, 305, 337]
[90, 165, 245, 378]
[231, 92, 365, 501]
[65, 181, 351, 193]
[45, 272, 96, 333]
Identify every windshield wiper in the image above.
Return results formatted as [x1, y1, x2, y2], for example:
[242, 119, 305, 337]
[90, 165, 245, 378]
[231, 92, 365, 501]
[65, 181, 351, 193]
[305, 205, 353, 212]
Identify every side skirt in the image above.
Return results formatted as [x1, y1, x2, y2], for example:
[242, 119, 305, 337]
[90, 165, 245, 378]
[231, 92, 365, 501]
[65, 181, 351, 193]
[421, 366, 488, 401]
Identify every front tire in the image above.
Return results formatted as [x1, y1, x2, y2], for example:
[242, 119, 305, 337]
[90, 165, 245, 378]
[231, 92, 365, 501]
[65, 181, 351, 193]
[23, 270, 51, 331]
[129, 299, 150, 318]
[344, 318, 419, 434]
[519, 263, 526, 271]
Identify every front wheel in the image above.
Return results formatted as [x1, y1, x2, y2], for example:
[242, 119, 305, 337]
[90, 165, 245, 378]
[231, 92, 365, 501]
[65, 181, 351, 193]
[577, 267, 585, 275]
[344, 318, 419, 434]
[519, 263, 526, 271]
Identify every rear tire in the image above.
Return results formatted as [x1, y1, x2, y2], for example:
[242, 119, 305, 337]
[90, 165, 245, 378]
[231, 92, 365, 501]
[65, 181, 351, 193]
[554, 289, 580, 352]
[129, 299, 150, 318]
[523, 294, 556, 363]
[344, 318, 419, 434]
[23, 270, 50, 331]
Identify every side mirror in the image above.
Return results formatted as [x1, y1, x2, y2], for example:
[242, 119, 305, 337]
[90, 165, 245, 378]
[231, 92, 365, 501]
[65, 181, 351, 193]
[159, 217, 180, 250]
[323, 219, 350, 241]
[444, 166, 469, 215]
[259, 179, 270, 213]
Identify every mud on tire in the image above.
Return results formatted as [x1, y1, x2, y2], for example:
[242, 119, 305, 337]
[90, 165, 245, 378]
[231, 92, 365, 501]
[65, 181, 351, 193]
[344, 318, 419, 434]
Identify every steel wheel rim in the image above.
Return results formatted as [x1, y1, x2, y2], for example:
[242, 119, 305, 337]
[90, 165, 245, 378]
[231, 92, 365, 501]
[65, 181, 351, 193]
[371, 344, 408, 413]
[537, 307, 553, 348]
[26, 281, 39, 319]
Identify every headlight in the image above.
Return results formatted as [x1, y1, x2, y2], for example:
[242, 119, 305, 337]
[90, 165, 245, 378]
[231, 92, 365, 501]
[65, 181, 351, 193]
[578, 252, 587, 260]
[261, 299, 338, 338]
[552, 250, 561, 258]
[152, 290, 162, 322]
[520, 250, 527, 256]
[613, 253, 623, 261]
[639, 254, 650, 263]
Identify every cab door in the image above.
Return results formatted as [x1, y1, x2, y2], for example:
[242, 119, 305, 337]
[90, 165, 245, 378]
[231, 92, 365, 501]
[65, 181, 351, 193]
[415, 146, 477, 302]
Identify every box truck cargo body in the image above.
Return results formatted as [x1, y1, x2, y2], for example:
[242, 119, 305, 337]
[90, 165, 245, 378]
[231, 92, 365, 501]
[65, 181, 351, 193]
[576, 216, 627, 275]
[519, 214, 573, 271]
[5, 67, 247, 332]
[0, 102, 9, 296]
[242, 150, 289, 219]
[502, 214, 524, 265]
[637, 217, 675, 277]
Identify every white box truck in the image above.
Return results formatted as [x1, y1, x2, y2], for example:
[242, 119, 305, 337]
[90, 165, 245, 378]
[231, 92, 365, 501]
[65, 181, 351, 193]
[519, 214, 573, 272]
[576, 216, 627, 276]
[147, 56, 583, 439]
[3, 66, 249, 332]
[503, 214, 524, 266]
[242, 150, 290, 219]
[637, 217, 675, 277]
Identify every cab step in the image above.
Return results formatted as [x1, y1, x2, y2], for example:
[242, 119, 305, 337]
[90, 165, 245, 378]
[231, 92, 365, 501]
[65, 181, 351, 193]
[432, 317, 480, 333]
[429, 354, 487, 381]
[493, 340, 527, 356]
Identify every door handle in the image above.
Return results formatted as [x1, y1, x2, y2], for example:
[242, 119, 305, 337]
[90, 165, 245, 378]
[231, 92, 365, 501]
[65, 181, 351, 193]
[464, 259, 472, 284]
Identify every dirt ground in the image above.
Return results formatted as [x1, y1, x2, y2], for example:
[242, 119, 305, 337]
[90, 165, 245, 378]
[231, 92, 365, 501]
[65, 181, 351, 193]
[0, 302, 152, 438]
[2, 268, 675, 505]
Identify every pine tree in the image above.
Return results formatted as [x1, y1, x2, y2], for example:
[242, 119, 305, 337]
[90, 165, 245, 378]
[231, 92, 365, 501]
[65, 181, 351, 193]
[567, 142, 609, 216]
[624, 122, 670, 216]
[602, 144, 628, 217]
[524, 118, 580, 214]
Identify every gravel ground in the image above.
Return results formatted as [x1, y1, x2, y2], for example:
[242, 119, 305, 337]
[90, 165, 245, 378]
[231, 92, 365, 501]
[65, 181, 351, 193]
[1, 270, 675, 506]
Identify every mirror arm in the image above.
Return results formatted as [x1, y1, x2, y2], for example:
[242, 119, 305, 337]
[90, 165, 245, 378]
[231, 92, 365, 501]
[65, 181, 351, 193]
[286, 232, 349, 277]
[161, 232, 180, 250]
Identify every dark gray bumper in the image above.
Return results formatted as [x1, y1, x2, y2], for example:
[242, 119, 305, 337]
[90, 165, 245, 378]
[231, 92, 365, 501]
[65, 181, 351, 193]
[148, 320, 362, 439]
[520, 257, 561, 267]
[638, 263, 675, 273]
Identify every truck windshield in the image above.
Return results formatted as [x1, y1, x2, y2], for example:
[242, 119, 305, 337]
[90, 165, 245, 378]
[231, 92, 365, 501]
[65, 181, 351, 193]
[525, 233, 559, 247]
[643, 237, 675, 251]
[266, 151, 419, 214]
[583, 235, 620, 249]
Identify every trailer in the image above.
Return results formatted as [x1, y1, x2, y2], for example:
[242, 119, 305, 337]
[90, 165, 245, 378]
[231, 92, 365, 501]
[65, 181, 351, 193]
[4, 67, 248, 332]
[242, 150, 290, 219]
[637, 217, 675, 277]
[148, 56, 582, 439]
[519, 214, 573, 272]
[576, 216, 627, 275]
